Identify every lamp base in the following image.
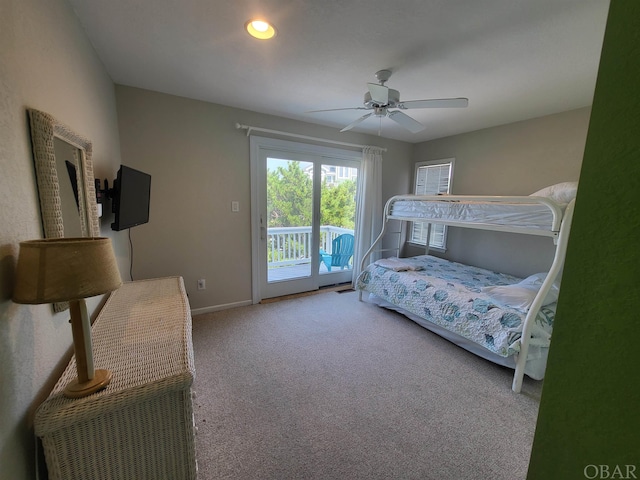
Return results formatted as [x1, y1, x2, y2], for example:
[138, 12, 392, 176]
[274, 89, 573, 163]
[64, 369, 112, 398]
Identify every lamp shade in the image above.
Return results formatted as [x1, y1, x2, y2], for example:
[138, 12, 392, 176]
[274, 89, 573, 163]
[13, 237, 122, 304]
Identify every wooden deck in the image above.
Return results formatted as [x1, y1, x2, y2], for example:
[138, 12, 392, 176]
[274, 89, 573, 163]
[268, 262, 352, 282]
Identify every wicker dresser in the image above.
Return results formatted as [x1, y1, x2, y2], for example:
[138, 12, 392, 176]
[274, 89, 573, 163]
[34, 277, 197, 480]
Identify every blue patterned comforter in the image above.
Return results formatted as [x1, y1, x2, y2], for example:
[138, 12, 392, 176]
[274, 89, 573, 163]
[356, 255, 554, 357]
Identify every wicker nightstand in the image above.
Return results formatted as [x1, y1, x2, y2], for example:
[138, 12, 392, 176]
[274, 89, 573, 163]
[34, 277, 198, 480]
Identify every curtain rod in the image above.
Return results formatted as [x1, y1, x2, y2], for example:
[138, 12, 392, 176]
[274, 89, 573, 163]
[235, 123, 387, 152]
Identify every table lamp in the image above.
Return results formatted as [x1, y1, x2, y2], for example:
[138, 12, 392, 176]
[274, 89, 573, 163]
[13, 237, 122, 398]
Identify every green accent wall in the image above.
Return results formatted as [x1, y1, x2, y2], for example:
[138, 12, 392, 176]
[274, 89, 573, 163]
[527, 1, 640, 479]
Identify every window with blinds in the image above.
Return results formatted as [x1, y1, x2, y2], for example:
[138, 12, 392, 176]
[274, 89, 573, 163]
[410, 159, 454, 249]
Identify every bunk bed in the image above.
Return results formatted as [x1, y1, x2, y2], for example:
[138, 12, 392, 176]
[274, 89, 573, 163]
[355, 182, 577, 393]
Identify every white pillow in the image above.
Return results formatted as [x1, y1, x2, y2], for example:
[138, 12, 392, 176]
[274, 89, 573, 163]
[481, 273, 559, 312]
[529, 181, 578, 204]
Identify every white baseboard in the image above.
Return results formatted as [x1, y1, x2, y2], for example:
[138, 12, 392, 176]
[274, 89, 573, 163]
[191, 299, 253, 316]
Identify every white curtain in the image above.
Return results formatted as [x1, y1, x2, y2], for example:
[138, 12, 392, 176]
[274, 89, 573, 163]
[352, 147, 383, 285]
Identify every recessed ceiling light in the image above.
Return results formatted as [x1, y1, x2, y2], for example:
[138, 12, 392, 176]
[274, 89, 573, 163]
[245, 19, 277, 40]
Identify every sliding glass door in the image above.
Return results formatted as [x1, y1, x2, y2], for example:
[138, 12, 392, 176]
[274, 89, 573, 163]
[251, 137, 360, 302]
[265, 155, 315, 291]
[318, 163, 358, 279]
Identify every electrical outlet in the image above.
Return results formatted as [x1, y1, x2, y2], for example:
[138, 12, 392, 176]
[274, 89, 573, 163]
[231, 201, 239, 212]
[197, 279, 206, 290]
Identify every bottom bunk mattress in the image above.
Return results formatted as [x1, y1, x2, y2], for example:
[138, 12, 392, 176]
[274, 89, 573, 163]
[355, 255, 555, 380]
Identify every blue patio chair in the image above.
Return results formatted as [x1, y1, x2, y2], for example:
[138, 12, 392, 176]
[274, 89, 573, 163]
[320, 233, 354, 272]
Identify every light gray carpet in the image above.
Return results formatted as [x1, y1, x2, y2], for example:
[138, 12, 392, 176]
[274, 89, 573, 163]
[192, 290, 541, 480]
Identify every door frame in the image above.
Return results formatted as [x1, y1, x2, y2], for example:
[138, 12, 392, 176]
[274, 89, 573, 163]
[250, 136, 360, 303]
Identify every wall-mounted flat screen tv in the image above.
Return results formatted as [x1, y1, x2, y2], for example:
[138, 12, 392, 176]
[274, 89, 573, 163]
[111, 165, 151, 231]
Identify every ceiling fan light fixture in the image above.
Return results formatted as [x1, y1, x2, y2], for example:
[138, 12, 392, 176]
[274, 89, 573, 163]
[245, 19, 277, 40]
[307, 70, 467, 134]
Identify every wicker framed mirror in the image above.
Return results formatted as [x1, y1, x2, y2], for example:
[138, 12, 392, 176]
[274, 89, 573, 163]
[27, 108, 101, 311]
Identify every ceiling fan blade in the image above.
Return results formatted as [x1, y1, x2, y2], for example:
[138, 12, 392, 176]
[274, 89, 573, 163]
[340, 113, 373, 132]
[367, 83, 389, 105]
[398, 98, 469, 109]
[306, 107, 369, 113]
[387, 111, 425, 133]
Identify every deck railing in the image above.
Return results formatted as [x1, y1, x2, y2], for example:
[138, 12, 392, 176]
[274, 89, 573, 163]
[268, 226, 354, 268]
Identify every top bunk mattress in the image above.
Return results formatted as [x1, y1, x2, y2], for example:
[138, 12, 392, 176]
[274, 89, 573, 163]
[388, 196, 566, 233]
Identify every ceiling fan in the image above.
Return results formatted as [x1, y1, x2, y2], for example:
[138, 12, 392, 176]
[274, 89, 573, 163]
[308, 70, 468, 134]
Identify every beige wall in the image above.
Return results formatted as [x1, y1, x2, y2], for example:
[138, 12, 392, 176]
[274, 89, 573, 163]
[408, 108, 591, 277]
[114, 86, 414, 310]
[0, 0, 122, 478]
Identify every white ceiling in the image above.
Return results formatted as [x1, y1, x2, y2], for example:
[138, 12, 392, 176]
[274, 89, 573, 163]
[66, 0, 609, 143]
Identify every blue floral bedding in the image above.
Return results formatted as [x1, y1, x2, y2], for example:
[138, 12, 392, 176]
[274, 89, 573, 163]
[356, 255, 554, 357]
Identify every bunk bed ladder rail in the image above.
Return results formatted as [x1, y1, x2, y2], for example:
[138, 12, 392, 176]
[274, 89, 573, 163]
[358, 197, 403, 301]
[512, 199, 576, 393]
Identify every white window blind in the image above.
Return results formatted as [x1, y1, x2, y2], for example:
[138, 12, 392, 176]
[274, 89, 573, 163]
[411, 160, 453, 249]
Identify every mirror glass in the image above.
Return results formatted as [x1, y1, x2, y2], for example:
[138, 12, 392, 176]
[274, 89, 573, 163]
[27, 108, 101, 311]
[53, 137, 86, 237]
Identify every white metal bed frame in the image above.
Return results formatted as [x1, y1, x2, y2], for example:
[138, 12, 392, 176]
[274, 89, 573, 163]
[358, 194, 576, 393]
